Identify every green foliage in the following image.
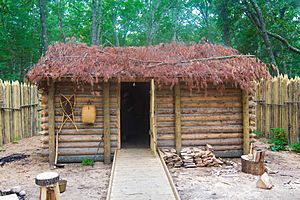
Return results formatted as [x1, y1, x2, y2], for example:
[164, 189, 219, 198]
[0, 0, 299, 80]
[269, 128, 288, 152]
[289, 142, 300, 153]
[252, 130, 264, 138]
[81, 159, 94, 166]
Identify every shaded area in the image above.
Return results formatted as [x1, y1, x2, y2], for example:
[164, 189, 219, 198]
[0, 154, 29, 167]
[121, 82, 150, 148]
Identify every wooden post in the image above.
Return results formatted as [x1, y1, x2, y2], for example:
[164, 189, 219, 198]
[0, 80, 3, 147]
[291, 80, 298, 144]
[265, 80, 271, 137]
[150, 79, 157, 153]
[242, 90, 250, 154]
[174, 83, 182, 154]
[4, 81, 11, 144]
[48, 81, 55, 165]
[103, 82, 111, 164]
[12, 81, 21, 142]
[117, 83, 121, 149]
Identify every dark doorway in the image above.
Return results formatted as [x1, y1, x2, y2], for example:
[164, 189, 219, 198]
[121, 82, 150, 148]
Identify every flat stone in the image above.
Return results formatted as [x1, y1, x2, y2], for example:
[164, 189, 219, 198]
[0, 194, 19, 200]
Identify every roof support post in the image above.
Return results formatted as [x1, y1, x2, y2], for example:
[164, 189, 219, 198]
[48, 80, 55, 165]
[242, 90, 250, 154]
[103, 82, 111, 164]
[175, 83, 182, 154]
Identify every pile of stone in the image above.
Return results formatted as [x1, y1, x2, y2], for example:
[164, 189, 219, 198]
[160, 148, 183, 168]
[0, 186, 26, 200]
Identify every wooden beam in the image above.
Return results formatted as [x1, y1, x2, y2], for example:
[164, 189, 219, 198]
[150, 79, 157, 153]
[0, 80, 3, 147]
[48, 80, 56, 165]
[103, 82, 111, 164]
[117, 83, 121, 149]
[242, 90, 250, 154]
[174, 83, 182, 153]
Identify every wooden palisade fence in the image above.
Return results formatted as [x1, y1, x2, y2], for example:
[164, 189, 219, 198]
[255, 75, 300, 144]
[0, 79, 39, 147]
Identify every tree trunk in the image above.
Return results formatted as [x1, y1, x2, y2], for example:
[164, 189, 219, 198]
[147, 0, 161, 45]
[58, 0, 66, 43]
[112, 13, 119, 47]
[171, 1, 179, 42]
[243, 0, 278, 75]
[96, 0, 103, 45]
[91, 0, 97, 45]
[220, 0, 230, 46]
[38, 0, 48, 54]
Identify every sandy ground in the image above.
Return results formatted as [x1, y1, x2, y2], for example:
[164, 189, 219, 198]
[170, 141, 300, 200]
[1, 136, 300, 200]
[0, 136, 111, 200]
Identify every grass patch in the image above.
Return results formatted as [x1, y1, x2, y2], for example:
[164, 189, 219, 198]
[269, 128, 288, 152]
[81, 159, 94, 166]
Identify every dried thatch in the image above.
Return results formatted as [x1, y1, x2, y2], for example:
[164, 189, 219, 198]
[26, 41, 270, 91]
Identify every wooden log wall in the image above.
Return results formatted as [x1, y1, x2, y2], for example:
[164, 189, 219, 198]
[0, 80, 39, 148]
[40, 81, 119, 162]
[156, 87, 176, 148]
[255, 75, 300, 144]
[156, 84, 247, 157]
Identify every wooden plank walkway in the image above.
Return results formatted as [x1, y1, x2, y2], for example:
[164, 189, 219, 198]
[107, 148, 178, 200]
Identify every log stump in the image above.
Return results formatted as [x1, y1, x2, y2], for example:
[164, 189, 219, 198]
[241, 155, 265, 175]
[35, 172, 60, 200]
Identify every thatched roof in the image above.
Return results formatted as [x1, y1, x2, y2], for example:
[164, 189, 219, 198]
[26, 41, 270, 91]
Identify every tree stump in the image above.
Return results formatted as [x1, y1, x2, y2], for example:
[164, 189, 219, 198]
[241, 155, 265, 175]
[35, 172, 60, 200]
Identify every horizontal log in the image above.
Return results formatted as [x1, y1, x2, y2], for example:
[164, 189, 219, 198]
[157, 102, 242, 109]
[40, 129, 118, 136]
[40, 122, 118, 130]
[180, 120, 242, 127]
[156, 108, 241, 115]
[54, 102, 118, 108]
[39, 116, 118, 123]
[157, 138, 242, 147]
[157, 114, 242, 122]
[58, 147, 104, 156]
[57, 155, 114, 163]
[158, 133, 242, 140]
[42, 141, 118, 149]
[182, 138, 242, 146]
[157, 126, 243, 134]
[43, 135, 118, 143]
[54, 96, 118, 103]
[156, 96, 241, 103]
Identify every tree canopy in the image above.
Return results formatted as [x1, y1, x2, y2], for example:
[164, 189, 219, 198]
[0, 0, 299, 80]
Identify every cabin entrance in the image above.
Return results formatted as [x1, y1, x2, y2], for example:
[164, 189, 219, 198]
[121, 82, 150, 148]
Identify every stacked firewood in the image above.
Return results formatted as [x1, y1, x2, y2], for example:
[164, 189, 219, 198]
[194, 150, 224, 167]
[160, 145, 224, 168]
[160, 148, 183, 168]
[180, 147, 223, 167]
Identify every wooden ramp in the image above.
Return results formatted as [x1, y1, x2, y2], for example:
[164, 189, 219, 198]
[107, 148, 179, 200]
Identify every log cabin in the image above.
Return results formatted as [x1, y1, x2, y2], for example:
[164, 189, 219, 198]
[26, 41, 270, 165]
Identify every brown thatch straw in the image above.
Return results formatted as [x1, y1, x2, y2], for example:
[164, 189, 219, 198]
[26, 40, 270, 91]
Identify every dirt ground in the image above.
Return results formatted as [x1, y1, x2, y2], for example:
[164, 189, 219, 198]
[1, 137, 300, 200]
[0, 136, 111, 200]
[170, 141, 300, 200]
